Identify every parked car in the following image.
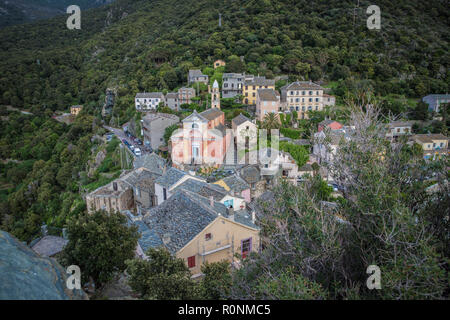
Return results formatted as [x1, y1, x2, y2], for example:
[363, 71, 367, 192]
[134, 148, 142, 156]
[136, 138, 143, 145]
[328, 183, 339, 192]
[130, 145, 135, 151]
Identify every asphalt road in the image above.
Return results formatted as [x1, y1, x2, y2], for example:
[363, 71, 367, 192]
[103, 125, 149, 158]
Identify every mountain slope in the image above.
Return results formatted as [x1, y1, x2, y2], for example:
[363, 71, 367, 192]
[0, 0, 448, 114]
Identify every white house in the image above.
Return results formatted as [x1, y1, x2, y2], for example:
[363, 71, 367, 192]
[135, 92, 166, 111]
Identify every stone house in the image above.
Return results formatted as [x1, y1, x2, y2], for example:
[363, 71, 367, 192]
[188, 69, 209, 85]
[255, 88, 281, 122]
[135, 92, 165, 111]
[322, 94, 336, 106]
[239, 165, 267, 200]
[141, 189, 260, 277]
[280, 81, 325, 119]
[385, 121, 414, 139]
[86, 154, 167, 214]
[222, 73, 244, 98]
[142, 113, 180, 151]
[165, 92, 179, 111]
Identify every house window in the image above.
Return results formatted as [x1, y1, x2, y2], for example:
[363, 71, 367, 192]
[241, 238, 252, 259]
[163, 188, 167, 201]
[205, 233, 212, 241]
[187, 256, 196, 268]
[224, 199, 234, 208]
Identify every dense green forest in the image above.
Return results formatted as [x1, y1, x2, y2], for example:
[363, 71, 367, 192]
[0, 106, 103, 241]
[0, 0, 448, 119]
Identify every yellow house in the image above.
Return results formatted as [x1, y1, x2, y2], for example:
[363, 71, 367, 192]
[410, 134, 449, 160]
[214, 59, 226, 69]
[70, 105, 83, 116]
[243, 76, 275, 105]
[141, 189, 260, 277]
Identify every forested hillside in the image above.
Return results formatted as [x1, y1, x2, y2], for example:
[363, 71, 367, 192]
[0, 0, 448, 118]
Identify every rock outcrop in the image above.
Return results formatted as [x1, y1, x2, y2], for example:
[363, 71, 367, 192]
[0, 231, 88, 300]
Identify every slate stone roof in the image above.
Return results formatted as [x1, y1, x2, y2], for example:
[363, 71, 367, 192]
[215, 123, 227, 135]
[239, 165, 261, 184]
[143, 190, 223, 253]
[135, 92, 164, 99]
[412, 133, 448, 144]
[122, 167, 161, 189]
[387, 121, 414, 128]
[31, 236, 68, 257]
[166, 92, 178, 99]
[233, 209, 258, 229]
[142, 112, 180, 123]
[133, 153, 167, 175]
[221, 174, 250, 193]
[189, 69, 206, 77]
[257, 88, 280, 101]
[182, 110, 209, 123]
[143, 190, 258, 254]
[245, 76, 275, 87]
[232, 113, 251, 127]
[171, 178, 227, 200]
[0, 231, 87, 300]
[299, 163, 313, 172]
[133, 219, 163, 253]
[200, 107, 224, 121]
[248, 191, 275, 215]
[154, 167, 187, 188]
[281, 81, 324, 91]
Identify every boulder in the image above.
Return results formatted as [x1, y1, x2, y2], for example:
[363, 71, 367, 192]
[0, 231, 88, 300]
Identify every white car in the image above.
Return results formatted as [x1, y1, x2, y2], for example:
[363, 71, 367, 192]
[134, 148, 142, 156]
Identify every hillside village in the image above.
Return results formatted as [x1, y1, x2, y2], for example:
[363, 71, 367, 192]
[0, 0, 449, 301]
[64, 58, 448, 282]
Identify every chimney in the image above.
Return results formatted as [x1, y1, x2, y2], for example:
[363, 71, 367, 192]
[209, 196, 214, 207]
[227, 207, 234, 221]
[252, 211, 256, 224]
[162, 233, 171, 245]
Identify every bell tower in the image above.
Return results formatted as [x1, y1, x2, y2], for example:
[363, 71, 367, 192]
[211, 80, 221, 109]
